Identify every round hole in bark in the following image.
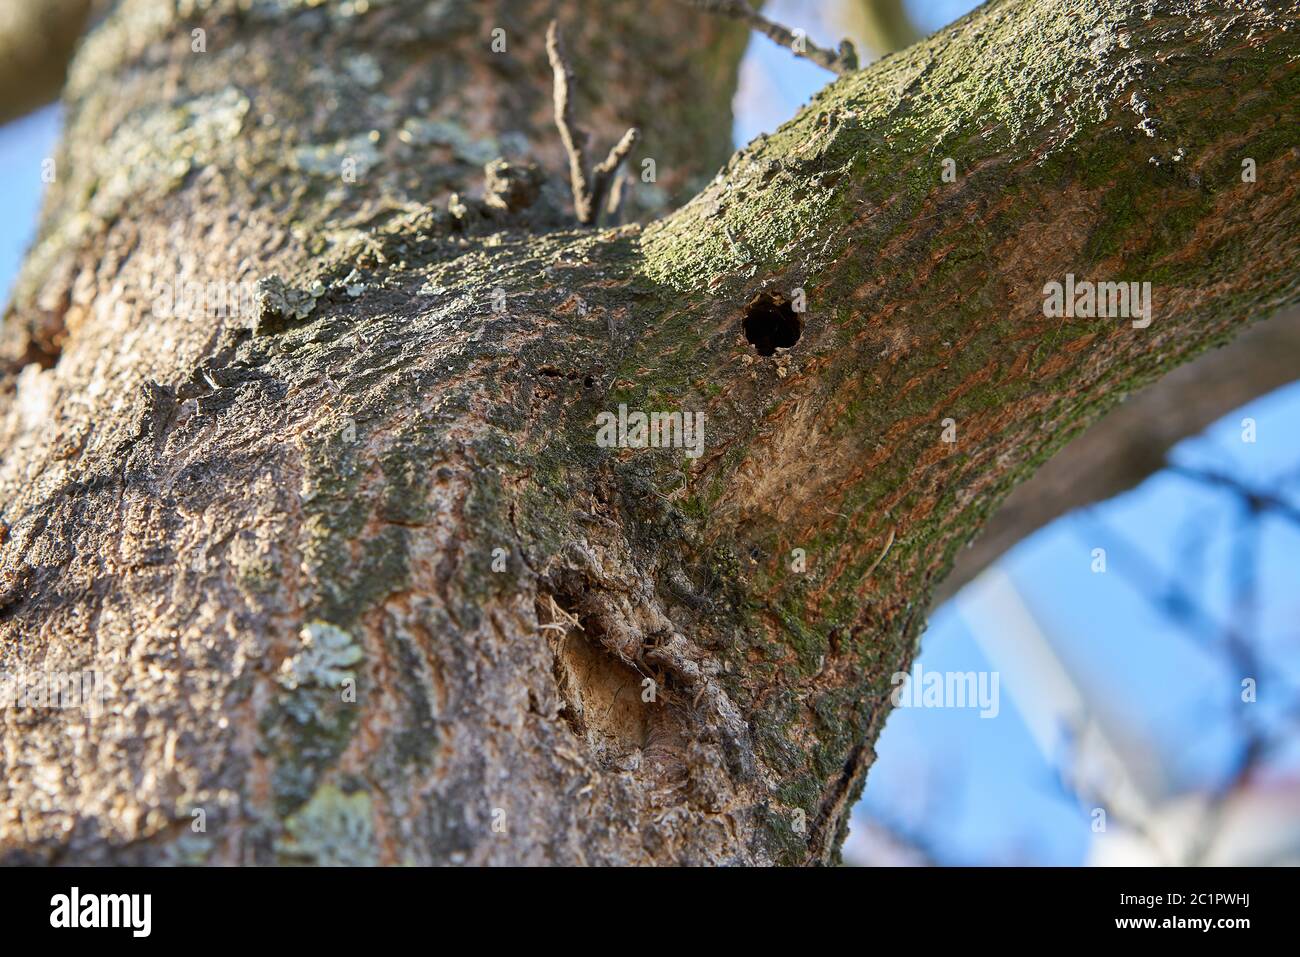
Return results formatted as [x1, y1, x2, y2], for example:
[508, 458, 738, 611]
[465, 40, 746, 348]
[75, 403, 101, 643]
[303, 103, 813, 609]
[743, 292, 802, 356]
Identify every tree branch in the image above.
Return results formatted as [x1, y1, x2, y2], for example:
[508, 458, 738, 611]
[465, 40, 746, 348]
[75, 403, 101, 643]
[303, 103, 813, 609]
[545, 21, 639, 225]
[677, 0, 858, 74]
[590, 127, 640, 223]
[545, 21, 593, 223]
[0, 0, 96, 123]
[847, 0, 924, 57]
[610, 10, 1300, 862]
[934, 306, 1300, 605]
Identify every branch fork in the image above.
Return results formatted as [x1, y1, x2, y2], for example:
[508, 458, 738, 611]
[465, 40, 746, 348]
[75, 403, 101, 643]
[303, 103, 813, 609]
[546, 21, 640, 226]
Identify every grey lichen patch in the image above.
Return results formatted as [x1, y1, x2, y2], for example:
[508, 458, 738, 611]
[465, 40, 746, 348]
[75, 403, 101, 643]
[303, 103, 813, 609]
[163, 830, 215, 866]
[399, 118, 500, 166]
[6, 84, 254, 329]
[292, 133, 381, 179]
[89, 87, 250, 223]
[344, 53, 383, 88]
[253, 274, 324, 335]
[265, 621, 364, 814]
[276, 783, 377, 866]
[279, 621, 364, 692]
[242, 0, 363, 19]
[295, 429, 398, 622]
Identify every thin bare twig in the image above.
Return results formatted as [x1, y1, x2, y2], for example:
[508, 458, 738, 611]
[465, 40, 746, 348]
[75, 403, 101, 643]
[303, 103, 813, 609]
[677, 0, 858, 75]
[604, 170, 628, 222]
[545, 21, 640, 225]
[590, 127, 639, 219]
[545, 21, 591, 221]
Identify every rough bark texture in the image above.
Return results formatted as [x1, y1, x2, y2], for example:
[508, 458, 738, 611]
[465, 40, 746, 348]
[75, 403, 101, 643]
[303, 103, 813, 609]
[0, 0, 1296, 865]
[937, 304, 1300, 605]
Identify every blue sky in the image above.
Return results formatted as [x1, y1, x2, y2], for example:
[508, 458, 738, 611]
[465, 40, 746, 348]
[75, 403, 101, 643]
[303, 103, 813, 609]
[0, 105, 61, 307]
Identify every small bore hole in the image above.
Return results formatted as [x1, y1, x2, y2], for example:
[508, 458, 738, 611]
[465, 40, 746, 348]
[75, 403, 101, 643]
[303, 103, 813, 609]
[743, 292, 802, 357]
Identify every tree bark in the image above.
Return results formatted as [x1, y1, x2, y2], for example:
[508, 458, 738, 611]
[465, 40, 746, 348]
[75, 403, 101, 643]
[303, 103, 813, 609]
[936, 305, 1300, 606]
[0, 0, 1296, 865]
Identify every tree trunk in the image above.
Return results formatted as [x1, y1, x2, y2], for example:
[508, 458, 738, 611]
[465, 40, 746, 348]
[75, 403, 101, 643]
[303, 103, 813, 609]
[0, 0, 1296, 865]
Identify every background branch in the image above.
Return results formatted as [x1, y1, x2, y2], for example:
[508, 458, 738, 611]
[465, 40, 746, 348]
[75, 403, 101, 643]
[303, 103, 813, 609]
[679, 0, 858, 73]
[0, 0, 97, 124]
